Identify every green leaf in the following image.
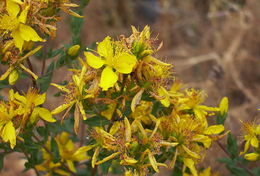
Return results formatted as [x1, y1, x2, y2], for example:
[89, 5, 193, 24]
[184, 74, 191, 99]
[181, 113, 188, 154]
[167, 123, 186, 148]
[50, 137, 60, 163]
[84, 116, 110, 127]
[226, 165, 249, 176]
[227, 133, 238, 159]
[47, 47, 65, 58]
[217, 157, 234, 164]
[253, 167, 260, 176]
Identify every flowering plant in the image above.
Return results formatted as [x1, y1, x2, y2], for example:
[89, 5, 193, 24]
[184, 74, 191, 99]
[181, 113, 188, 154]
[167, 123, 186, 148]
[0, 1, 259, 176]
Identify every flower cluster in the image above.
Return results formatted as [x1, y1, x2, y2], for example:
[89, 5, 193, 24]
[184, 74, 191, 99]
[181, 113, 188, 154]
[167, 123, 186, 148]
[1, 2, 259, 174]
[49, 26, 228, 176]
[0, 0, 81, 85]
[0, 88, 55, 149]
[36, 132, 92, 176]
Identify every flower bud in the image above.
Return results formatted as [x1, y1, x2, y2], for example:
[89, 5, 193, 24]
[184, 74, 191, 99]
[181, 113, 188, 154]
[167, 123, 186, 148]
[8, 69, 19, 85]
[68, 45, 80, 56]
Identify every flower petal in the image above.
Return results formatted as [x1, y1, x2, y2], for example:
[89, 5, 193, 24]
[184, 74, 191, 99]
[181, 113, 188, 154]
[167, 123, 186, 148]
[6, 0, 20, 17]
[12, 28, 24, 51]
[97, 36, 113, 57]
[1, 121, 16, 149]
[114, 52, 137, 74]
[99, 66, 118, 91]
[51, 102, 74, 115]
[36, 107, 56, 122]
[204, 125, 224, 135]
[183, 158, 198, 176]
[84, 52, 104, 69]
[19, 24, 44, 42]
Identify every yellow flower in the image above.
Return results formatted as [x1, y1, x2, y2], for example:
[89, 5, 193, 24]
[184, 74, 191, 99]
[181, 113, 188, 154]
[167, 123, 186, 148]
[178, 89, 219, 121]
[51, 64, 95, 133]
[55, 132, 93, 172]
[84, 36, 137, 91]
[11, 88, 56, 126]
[240, 121, 260, 155]
[0, 88, 55, 149]
[0, 104, 17, 148]
[36, 132, 93, 175]
[0, 0, 44, 51]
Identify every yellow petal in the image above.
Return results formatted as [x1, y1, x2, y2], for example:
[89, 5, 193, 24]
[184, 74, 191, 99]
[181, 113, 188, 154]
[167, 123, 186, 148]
[18, 6, 29, 23]
[97, 36, 113, 57]
[143, 56, 170, 66]
[204, 125, 224, 135]
[124, 117, 131, 142]
[66, 160, 76, 173]
[192, 135, 211, 148]
[158, 86, 170, 107]
[19, 24, 44, 42]
[12, 28, 24, 51]
[148, 150, 159, 173]
[183, 158, 198, 176]
[240, 140, 250, 155]
[160, 141, 178, 147]
[1, 121, 16, 149]
[108, 122, 120, 136]
[99, 66, 118, 91]
[123, 155, 138, 164]
[92, 147, 100, 168]
[131, 89, 144, 112]
[36, 107, 56, 122]
[51, 83, 70, 93]
[101, 103, 117, 120]
[200, 167, 211, 176]
[96, 152, 120, 165]
[51, 102, 74, 115]
[35, 93, 46, 106]
[78, 102, 87, 120]
[84, 52, 105, 69]
[182, 145, 201, 159]
[14, 91, 26, 103]
[250, 137, 259, 148]
[6, 0, 20, 17]
[114, 52, 137, 74]
[244, 153, 259, 161]
[73, 145, 95, 159]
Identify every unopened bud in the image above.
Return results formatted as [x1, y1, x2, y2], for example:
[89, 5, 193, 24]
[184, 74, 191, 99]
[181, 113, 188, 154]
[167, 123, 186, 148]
[68, 45, 80, 56]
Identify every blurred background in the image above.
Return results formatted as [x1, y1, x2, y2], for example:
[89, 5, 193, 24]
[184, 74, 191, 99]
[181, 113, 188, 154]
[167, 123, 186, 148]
[1, 0, 260, 175]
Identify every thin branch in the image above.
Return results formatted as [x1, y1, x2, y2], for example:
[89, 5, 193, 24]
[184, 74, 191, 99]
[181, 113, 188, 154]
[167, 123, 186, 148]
[26, 59, 38, 89]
